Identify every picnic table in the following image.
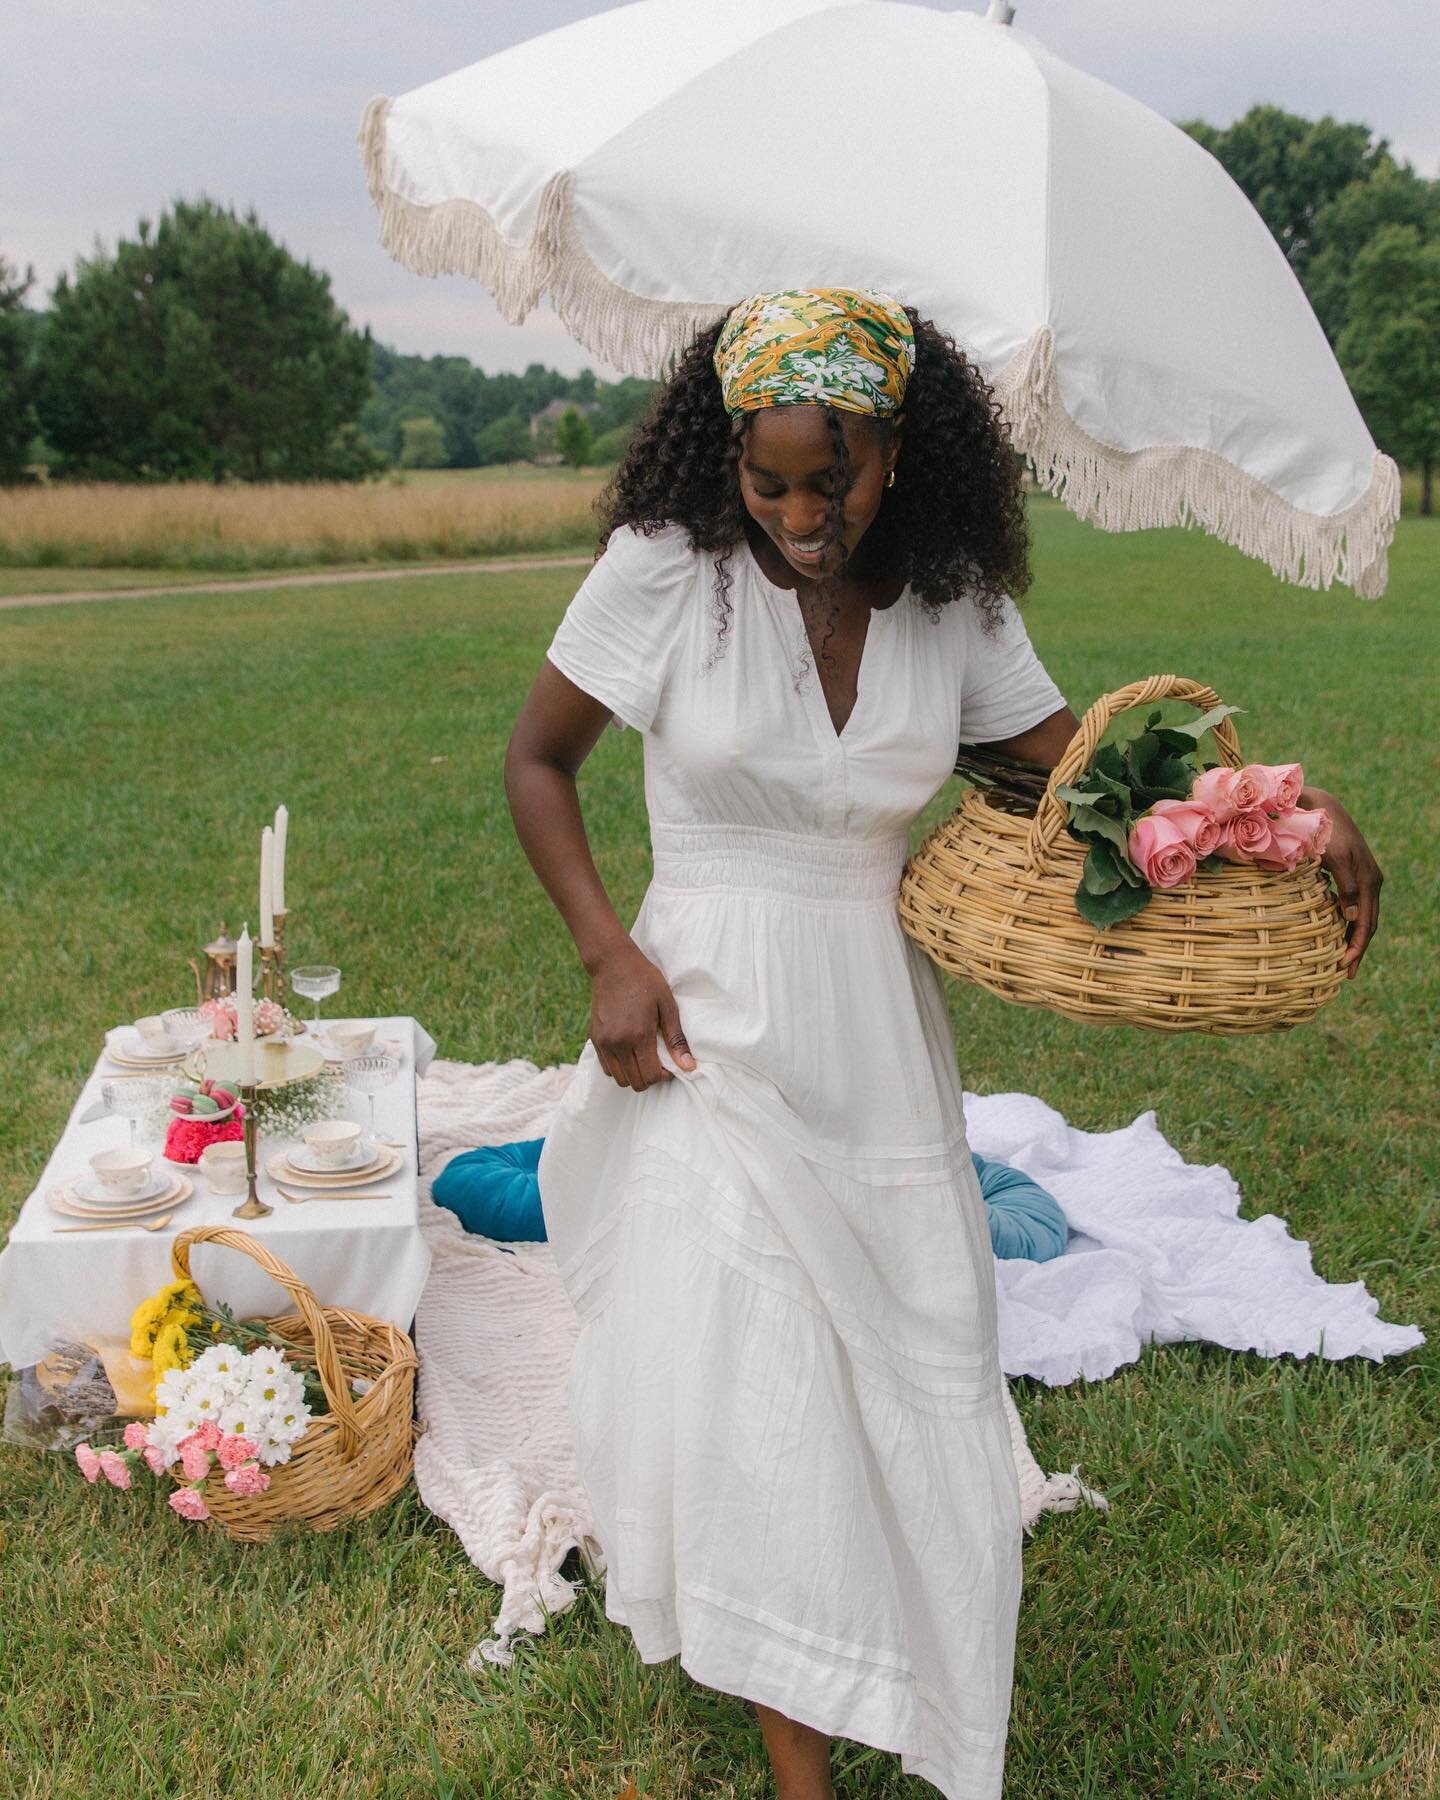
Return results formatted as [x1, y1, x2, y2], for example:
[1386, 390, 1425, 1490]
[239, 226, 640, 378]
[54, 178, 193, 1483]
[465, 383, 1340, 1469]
[0, 1018, 435, 1375]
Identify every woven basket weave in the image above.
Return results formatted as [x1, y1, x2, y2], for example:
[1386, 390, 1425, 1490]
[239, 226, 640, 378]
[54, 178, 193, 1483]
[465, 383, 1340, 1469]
[899, 675, 1348, 1035]
[168, 1226, 419, 1542]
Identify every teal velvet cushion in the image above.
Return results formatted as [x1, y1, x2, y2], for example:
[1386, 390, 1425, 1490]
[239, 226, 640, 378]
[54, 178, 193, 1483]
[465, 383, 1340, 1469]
[973, 1153, 1069, 1262]
[432, 1138, 547, 1241]
[431, 1137, 1067, 1261]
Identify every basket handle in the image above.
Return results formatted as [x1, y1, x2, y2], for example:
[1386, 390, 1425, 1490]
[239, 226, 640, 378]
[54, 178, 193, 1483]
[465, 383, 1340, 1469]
[1024, 675, 1244, 871]
[171, 1226, 364, 1458]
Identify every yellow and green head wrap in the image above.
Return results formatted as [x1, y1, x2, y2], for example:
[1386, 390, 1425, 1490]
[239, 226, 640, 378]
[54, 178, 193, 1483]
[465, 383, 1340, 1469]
[713, 287, 915, 419]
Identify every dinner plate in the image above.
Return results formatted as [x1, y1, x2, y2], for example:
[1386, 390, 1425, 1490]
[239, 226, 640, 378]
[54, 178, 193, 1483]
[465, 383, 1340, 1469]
[105, 1046, 186, 1071]
[108, 1032, 186, 1063]
[74, 1169, 173, 1206]
[286, 1138, 379, 1175]
[266, 1142, 404, 1189]
[47, 1172, 194, 1222]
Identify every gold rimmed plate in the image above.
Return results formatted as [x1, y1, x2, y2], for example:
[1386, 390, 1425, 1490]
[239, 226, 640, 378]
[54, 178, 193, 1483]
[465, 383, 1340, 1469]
[48, 1172, 195, 1223]
[265, 1143, 404, 1189]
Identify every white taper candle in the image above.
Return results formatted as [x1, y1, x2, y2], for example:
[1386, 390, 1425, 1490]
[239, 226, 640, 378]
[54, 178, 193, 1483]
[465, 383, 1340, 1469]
[273, 804, 288, 913]
[235, 925, 255, 1083]
[260, 826, 275, 949]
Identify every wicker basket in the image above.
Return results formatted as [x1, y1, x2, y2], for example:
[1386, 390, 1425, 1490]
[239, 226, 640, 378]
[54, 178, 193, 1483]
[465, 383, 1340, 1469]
[899, 675, 1348, 1035]
[168, 1226, 419, 1542]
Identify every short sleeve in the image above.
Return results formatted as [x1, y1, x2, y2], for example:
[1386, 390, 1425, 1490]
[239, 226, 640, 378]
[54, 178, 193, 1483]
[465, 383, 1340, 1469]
[956, 594, 1066, 744]
[545, 523, 696, 733]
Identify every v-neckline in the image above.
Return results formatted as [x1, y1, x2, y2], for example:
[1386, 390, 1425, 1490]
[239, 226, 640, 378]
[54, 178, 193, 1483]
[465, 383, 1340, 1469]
[742, 538, 892, 746]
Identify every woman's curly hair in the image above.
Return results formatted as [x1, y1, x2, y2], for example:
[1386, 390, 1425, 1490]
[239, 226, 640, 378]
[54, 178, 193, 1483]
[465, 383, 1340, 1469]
[593, 305, 1031, 671]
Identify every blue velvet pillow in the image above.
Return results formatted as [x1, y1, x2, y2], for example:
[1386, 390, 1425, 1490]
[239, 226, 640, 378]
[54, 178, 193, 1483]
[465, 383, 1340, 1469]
[973, 1153, 1068, 1262]
[430, 1136, 1067, 1263]
[432, 1138, 548, 1241]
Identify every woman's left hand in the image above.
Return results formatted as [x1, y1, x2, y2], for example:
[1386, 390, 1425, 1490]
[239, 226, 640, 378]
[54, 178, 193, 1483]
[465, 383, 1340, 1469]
[1302, 786, 1382, 978]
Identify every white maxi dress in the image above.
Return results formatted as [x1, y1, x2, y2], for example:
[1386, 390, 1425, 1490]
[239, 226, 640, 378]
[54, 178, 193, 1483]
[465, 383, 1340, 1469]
[538, 522, 1066, 1799]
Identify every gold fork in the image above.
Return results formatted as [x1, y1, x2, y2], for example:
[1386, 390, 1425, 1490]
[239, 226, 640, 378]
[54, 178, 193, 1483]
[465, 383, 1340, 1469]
[56, 1213, 175, 1234]
[275, 1184, 393, 1205]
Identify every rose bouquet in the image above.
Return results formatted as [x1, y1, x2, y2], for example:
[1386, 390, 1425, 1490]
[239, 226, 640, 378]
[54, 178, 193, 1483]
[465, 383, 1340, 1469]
[1058, 706, 1332, 928]
[199, 994, 292, 1039]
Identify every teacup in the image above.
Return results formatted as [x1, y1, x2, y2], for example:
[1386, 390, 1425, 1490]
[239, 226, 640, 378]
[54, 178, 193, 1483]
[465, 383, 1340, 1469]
[327, 1020, 376, 1057]
[134, 1015, 179, 1054]
[302, 1120, 363, 1167]
[90, 1147, 155, 1197]
[199, 1141, 248, 1195]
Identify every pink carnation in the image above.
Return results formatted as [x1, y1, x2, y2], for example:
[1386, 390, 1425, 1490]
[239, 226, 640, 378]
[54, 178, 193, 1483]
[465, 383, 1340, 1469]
[223, 1462, 271, 1497]
[74, 1442, 102, 1484]
[179, 1439, 213, 1483]
[98, 1450, 132, 1490]
[1129, 812, 1197, 889]
[217, 1433, 260, 1471]
[1216, 809, 1276, 863]
[123, 1421, 149, 1451]
[192, 1419, 222, 1452]
[1147, 798, 1222, 859]
[162, 1112, 245, 1165]
[143, 1444, 170, 1477]
[169, 1486, 211, 1522]
[1253, 804, 1333, 872]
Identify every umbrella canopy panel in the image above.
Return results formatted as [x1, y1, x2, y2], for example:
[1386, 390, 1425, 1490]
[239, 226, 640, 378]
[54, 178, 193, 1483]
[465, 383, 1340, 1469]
[361, 0, 1399, 596]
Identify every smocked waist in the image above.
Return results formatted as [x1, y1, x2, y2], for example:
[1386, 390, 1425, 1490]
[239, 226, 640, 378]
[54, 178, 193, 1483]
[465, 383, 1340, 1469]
[649, 821, 910, 903]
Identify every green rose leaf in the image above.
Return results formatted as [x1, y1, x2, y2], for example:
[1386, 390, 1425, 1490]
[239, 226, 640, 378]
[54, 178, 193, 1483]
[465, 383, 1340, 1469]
[1074, 877, 1154, 930]
[1067, 802, 1133, 855]
[1172, 703, 1243, 741]
[1081, 841, 1125, 894]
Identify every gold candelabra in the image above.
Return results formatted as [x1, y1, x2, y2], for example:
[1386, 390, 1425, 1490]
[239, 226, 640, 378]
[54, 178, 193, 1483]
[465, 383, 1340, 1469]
[231, 1081, 272, 1220]
[261, 910, 289, 1003]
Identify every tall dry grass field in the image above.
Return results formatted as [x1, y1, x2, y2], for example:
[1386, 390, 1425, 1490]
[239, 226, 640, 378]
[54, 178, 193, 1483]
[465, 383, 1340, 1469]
[0, 474, 607, 571]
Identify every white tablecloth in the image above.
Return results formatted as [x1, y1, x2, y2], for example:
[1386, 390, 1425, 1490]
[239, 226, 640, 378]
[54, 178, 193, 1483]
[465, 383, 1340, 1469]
[0, 1018, 436, 1372]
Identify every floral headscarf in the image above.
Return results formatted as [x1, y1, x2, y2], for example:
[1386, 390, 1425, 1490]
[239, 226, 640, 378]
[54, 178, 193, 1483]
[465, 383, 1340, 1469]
[713, 287, 915, 418]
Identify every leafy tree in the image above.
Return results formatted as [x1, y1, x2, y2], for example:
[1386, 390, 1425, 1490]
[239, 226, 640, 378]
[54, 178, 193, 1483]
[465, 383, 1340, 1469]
[555, 406, 595, 468]
[35, 198, 380, 481]
[1337, 225, 1440, 514]
[1305, 162, 1440, 342]
[1181, 106, 1389, 275]
[398, 414, 449, 468]
[591, 422, 636, 464]
[0, 254, 37, 483]
[475, 412, 531, 465]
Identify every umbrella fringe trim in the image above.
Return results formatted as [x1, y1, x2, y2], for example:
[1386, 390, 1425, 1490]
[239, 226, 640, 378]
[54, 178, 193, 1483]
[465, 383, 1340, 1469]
[992, 328, 1399, 598]
[360, 101, 1400, 597]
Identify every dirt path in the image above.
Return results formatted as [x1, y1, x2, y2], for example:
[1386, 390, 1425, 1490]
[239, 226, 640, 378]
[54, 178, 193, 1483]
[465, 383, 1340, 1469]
[0, 554, 594, 611]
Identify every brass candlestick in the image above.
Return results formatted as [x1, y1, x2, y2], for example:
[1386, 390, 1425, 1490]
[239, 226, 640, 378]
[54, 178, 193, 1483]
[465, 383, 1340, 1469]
[231, 1081, 272, 1219]
[261, 911, 290, 1004]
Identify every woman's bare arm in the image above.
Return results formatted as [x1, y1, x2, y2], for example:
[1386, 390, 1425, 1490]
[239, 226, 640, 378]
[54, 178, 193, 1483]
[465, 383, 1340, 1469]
[504, 662, 696, 1089]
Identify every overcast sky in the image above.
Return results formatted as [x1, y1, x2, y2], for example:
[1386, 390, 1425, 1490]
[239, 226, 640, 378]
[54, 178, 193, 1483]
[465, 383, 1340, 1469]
[5, 0, 1436, 378]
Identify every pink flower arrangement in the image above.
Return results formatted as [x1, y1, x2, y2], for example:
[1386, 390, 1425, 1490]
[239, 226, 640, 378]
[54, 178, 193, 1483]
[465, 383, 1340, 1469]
[162, 1113, 245, 1166]
[199, 995, 289, 1040]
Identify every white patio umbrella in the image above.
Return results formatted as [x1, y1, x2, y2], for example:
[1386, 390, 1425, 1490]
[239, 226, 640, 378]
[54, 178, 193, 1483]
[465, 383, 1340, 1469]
[359, 0, 1399, 596]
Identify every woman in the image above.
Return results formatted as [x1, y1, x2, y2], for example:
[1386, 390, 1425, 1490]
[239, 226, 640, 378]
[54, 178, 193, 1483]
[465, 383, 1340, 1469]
[504, 289, 1380, 1799]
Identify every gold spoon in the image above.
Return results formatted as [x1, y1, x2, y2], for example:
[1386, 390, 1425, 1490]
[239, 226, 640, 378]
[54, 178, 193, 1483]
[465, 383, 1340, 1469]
[56, 1213, 174, 1234]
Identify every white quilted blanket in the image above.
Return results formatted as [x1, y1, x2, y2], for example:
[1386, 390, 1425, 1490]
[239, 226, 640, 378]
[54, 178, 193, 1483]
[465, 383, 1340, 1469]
[413, 1058, 1422, 1667]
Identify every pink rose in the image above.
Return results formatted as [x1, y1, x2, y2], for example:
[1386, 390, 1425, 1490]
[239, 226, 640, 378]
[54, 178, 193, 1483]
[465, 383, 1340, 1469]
[98, 1450, 132, 1490]
[1191, 764, 1273, 820]
[1128, 813, 1198, 889]
[217, 1433, 260, 1472]
[1147, 798, 1222, 858]
[143, 1444, 170, 1477]
[74, 1442, 102, 1484]
[1253, 805, 1332, 871]
[1255, 762, 1304, 811]
[168, 1486, 211, 1522]
[209, 1010, 236, 1041]
[223, 1463, 271, 1497]
[179, 1440, 213, 1483]
[123, 1421, 149, 1451]
[1216, 809, 1276, 862]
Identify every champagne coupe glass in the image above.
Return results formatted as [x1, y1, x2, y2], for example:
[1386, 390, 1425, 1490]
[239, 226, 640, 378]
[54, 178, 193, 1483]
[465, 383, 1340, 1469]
[101, 1075, 167, 1146]
[161, 1007, 210, 1053]
[290, 965, 341, 1039]
[345, 1053, 400, 1139]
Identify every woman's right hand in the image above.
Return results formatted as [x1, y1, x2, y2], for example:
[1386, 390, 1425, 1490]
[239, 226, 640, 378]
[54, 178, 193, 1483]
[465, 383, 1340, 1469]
[588, 941, 697, 1091]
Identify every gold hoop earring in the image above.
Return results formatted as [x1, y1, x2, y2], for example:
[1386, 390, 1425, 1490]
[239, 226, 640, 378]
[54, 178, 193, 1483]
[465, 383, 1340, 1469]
[884, 469, 896, 489]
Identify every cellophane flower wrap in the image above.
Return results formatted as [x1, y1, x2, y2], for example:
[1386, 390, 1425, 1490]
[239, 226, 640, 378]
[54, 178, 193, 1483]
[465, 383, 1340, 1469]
[1058, 706, 1332, 929]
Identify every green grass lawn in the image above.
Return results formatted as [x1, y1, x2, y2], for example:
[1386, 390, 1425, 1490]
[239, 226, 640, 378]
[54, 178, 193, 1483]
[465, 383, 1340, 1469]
[1, 501, 1435, 1797]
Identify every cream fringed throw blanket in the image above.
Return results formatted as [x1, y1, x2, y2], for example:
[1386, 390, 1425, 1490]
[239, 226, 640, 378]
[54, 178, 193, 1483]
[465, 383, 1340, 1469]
[413, 1058, 1421, 1669]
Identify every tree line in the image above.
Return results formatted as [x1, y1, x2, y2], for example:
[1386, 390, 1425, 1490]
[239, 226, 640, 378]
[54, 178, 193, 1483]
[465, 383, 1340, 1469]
[1, 105, 1435, 503]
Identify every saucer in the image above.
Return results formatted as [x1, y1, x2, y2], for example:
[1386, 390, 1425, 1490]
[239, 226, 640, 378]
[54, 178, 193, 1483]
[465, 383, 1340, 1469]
[48, 1172, 194, 1223]
[75, 1169, 171, 1206]
[266, 1143, 403, 1189]
[111, 1031, 184, 1062]
[287, 1137, 377, 1175]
